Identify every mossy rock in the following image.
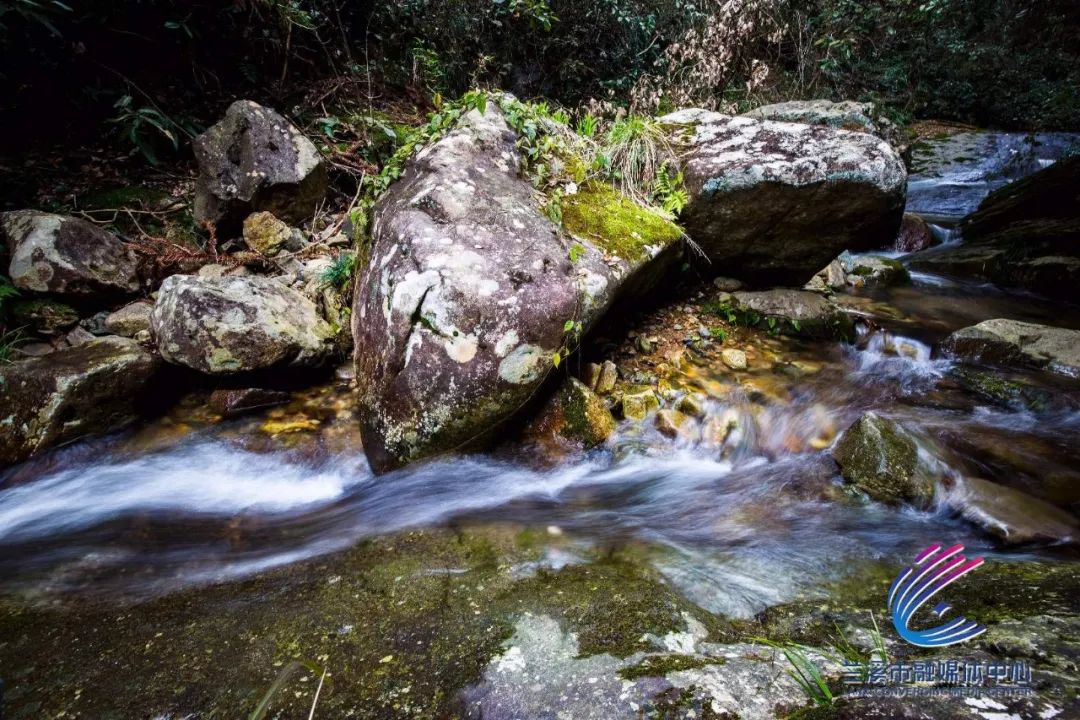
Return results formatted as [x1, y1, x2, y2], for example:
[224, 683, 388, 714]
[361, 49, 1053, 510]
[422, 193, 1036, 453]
[949, 367, 1054, 412]
[562, 181, 683, 264]
[556, 376, 616, 447]
[832, 412, 937, 507]
[11, 298, 79, 335]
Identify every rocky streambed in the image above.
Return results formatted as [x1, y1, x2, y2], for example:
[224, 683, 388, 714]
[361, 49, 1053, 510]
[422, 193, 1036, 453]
[1, 97, 1079, 719]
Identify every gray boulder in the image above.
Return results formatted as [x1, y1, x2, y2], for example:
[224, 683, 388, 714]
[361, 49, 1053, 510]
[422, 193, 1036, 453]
[940, 319, 1080, 376]
[193, 100, 328, 235]
[726, 289, 855, 339]
[742, 99, 880, 134]
[1, 210, 140, 297]
[151, 274, 335, 375]
[661, 109, 906, 285]
[832, 412, 940, 508]
[353, 102, 683, 472]
[0, 337, 160, 467]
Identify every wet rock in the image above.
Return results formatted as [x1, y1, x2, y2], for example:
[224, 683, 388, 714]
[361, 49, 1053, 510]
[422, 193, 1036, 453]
[595, 360, 618, 395]
[193, 100, 328, 235]
[832, 412, 938, 507]
[946, 477, 1079, 545]
[242, 211, 303, 257]
[151, 275, 335, 375]
[948, 367, 1055, 412]
[720, 348, 747, 370]
[940, 319, 1080, 376]
[549, 377, 616, 447]
[729, 289, 855, 339]
[10, 298, 78, 335]
[621, 387, 660, 420]
[909, 155, 1080, 300]
[0, 336, 160, 466]
[742, 99, 881, 134]
[352, 100, 682, 472]
[848, 255, 909, 286]
[64, 326, 95, 346]
[662, 109, 906, 285]
[0, 210, 140, 297]
[207, 387, 291, 417]
[582, 362, 602, 390]
[104, 300, 153, 338]
[894, 213, 935, 253]
[674, 393, 705, 418]
[654, 408, 688, 439]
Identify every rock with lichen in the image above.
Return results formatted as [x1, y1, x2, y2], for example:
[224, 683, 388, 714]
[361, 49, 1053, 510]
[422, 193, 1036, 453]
[741, 99, 883, 135]
[242, 211, 303, 257]
[548, 377, 617, 447]
[0, 336, 160, 466]
[104, 301, 154, 338]
[941, 319, 1080, 376]
[151, 274, 335, 374]
[193, 100, 328, 235]
[727, 289, 855, 339]
[352, 99, 683, 472]
[660, 109, 906, 286]
[1, 210, 141, 297]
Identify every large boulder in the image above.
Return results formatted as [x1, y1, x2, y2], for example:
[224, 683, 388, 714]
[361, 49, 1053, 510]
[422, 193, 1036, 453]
[353, 102, 682, 472]
[940, 319, 1080, 376]
[0, 337, 160, 467]
[661, 109, 906, 285]
[832, 412, 940, 508]
[741, 99, 880, 135]
[151, 274, 335, 374]
[0, 210, 140, 297]
[193, 100, 328, 235]
[908, 155, 1080, 300]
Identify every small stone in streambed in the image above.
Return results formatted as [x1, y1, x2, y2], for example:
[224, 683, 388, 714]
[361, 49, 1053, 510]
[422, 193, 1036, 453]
[832, 412, 939, 508]
[675, 393, 706, 418]
[941, 319, 1080, 376]
[208, 388, 292, 417]
[595, 360, 618, 395]
[636, 335, 654, 354]
[720, 348, 747, 371]
[582, 362, 602, 391]
[242, 211, 304, 257]
[712, 276, 744, 292]
[620, 387, 660, 421]
[556, 377, 616, 447]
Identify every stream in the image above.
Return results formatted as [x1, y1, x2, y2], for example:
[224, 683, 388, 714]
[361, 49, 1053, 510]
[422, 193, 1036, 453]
[2, 264, 1078, 617]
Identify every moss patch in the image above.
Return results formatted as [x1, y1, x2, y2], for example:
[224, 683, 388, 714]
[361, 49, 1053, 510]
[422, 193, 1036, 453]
[618, 653, 724, 680]
[562, 181, 683, 264]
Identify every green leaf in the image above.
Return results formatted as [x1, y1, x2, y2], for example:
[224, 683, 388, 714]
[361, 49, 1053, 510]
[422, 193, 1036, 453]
[563, 320, 575, 332]
[552, 351, 561, 368]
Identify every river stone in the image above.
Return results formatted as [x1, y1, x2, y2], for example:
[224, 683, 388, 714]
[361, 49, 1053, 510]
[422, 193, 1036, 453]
[207, 387, 291, 417]
[0, 210, 140, 297]
[940, 319, 1080, 376]
[104, 300, 153, 337]
[894, 213, 935, 253]
[352, 101, 682, 472]
[661, 109, 907, 285]
[741, 99, 879, 134]
[151, 274, 335, 375]
[0, 336, 160, 466]
[848, 255, 909, 286]
[11, 299, 79, 335]
[552, 377, 616, 447]
[728, 289, 855, 339]
[832, 412, 938, 507]
[946, 477, 1079, 545]
[193, 100, 328, 235]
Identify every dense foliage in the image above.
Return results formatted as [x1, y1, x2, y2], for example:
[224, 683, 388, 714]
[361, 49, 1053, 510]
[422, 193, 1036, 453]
[0, 0, 1077, 160]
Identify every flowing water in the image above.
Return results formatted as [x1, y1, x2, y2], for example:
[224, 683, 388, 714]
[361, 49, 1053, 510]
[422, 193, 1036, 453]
[2, 264, 1078, 620]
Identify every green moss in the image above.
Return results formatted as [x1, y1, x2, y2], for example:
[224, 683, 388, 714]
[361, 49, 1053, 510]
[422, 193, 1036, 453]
[557, 377, 616, 447]
[562, 181, 683, 264]
[951, 367, 1053, 412]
